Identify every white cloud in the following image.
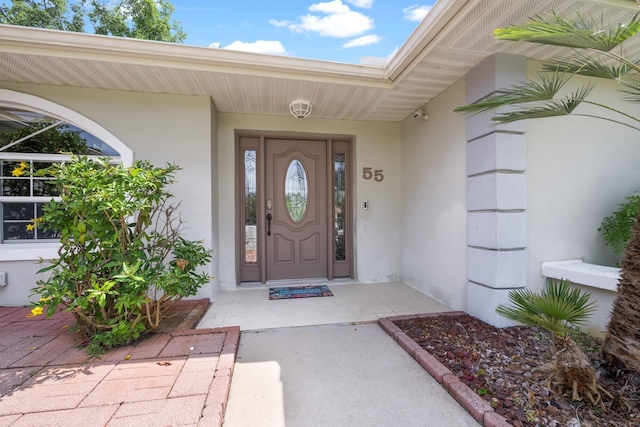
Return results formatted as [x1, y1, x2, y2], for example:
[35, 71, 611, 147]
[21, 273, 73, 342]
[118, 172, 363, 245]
[222, 40, 287, 55]
[288, 1, 373, 38]
[347, 0, 374, 8]
[269, 19, 291, 27]
[403, 5, 432, 22]
[342, 34, 381, 48]
[309, 0, 351, 14]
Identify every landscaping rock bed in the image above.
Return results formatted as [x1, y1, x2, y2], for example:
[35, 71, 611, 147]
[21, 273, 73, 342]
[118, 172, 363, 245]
[394, 314, 640, 427]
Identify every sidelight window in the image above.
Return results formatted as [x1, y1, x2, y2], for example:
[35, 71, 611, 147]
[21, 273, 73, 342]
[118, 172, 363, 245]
[334, 153, 346, 261]
[244, 149, 257, 264]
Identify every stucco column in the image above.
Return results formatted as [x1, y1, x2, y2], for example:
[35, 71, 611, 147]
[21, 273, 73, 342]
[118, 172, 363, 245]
[465, 54, 527, 327]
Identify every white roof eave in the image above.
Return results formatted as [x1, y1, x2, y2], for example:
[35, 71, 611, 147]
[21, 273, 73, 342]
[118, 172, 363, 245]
[386, 0, 471, 81]
[0, 0, 469, 89]
[0, 23, 393, 87]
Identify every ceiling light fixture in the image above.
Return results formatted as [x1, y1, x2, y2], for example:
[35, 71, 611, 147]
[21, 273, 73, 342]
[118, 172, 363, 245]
[289, 100, 312, 119]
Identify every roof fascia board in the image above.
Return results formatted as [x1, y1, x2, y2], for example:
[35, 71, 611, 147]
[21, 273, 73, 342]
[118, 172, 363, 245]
[0, 24, 391, 87]
[385, 0, 472, 81]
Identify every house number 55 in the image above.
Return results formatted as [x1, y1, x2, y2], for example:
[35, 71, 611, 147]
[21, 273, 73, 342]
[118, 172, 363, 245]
[362, 167, 384, 182]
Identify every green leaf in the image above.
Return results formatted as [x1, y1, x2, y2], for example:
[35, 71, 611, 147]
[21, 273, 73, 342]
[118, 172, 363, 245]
[454, 72, 571, 116]
[494, 12, 640, 52]
[543, 53, 636, 80]
[600, 191, 640, 255]
[496, 278, 596, 335]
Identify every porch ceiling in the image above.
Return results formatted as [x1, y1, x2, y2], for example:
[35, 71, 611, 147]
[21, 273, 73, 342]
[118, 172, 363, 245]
[0, 0, 639, 122]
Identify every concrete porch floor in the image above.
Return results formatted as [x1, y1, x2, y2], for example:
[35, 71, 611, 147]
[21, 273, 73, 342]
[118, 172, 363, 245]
[196, 281, 455, 331]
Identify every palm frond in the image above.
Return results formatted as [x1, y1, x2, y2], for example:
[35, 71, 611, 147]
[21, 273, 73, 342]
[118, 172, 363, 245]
[454, 72, 569, 116]
[490, 84, 593, 124]
[543, 53, 633, 80]
[620, 76, 640, 102]
[494, 12, 640, 52]
[496, 289, 545, 325]
[496, 278, 596, 335]
[491, 103, 569, 123]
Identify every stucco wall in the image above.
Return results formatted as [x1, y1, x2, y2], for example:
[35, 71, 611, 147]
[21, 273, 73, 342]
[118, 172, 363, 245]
[400, 80, 468, 310]
[526, 63, 640, 293]
[216, 114, 402, 288]
[0, 83, 217, 305]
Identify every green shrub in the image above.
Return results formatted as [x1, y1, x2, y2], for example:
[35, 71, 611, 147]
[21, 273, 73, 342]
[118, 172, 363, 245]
[599, 191, 640, 256]
[29, 156, 211, 353]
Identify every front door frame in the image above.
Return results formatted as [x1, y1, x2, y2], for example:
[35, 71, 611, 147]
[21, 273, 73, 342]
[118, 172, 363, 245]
[235, 130, 354, 284]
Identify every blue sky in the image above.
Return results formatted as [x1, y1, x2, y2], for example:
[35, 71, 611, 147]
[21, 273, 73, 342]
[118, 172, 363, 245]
[171, 0, 437, 64]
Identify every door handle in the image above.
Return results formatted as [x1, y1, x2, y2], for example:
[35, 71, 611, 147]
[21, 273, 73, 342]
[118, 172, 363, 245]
[266, 213, 272, 236]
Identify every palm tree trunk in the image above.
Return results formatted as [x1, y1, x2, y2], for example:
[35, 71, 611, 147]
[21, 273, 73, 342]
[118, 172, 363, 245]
[552, 334, 600, 404]
[603, 210, 640, 375]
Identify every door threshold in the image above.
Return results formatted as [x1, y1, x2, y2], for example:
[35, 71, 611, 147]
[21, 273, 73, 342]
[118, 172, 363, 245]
[238, 278, 356, 289]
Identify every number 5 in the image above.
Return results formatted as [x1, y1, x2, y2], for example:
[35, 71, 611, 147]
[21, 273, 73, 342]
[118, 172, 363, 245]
[374, 170, 384, 182]
[362, 167, 372, 180]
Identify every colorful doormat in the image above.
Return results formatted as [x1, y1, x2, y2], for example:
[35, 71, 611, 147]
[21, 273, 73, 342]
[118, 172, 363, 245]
[269, 285, 333, 300]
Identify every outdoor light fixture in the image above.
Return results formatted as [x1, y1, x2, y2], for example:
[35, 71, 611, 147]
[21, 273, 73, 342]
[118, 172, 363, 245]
[413, 109, 429, 121]
[289, 100, 313, 118]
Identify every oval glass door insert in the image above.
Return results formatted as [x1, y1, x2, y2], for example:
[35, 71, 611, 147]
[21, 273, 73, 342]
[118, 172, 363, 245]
[285, 159, 308, 222]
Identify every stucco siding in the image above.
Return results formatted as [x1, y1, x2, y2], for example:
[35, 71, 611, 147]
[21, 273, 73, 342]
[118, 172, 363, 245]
[400, 80, 468, 310]
[526, 62, 640, 292]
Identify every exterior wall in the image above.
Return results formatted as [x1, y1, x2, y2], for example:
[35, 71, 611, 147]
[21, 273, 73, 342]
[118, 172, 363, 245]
[526, 62, 640, 287]
[0, 83, 217, 306]
[0, 261, 44, 306]
[526, 62, 640, 334]
[217, 114, 402, 288]
[400, 80, 468, 310]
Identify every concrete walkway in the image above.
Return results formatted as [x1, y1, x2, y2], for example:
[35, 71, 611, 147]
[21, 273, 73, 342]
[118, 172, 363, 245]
[224, 323, 480, 427]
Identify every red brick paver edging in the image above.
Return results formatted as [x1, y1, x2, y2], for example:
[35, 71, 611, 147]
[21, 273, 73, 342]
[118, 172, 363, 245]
[379, 313, 512, 427]
[0, 300, 240, 427]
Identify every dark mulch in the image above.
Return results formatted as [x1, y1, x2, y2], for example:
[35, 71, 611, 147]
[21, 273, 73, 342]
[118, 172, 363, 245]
[394, 314, 640, 427]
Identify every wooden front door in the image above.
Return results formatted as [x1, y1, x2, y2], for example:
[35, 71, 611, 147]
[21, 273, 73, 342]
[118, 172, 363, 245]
[237, 134, 352, 284]
[265, 138, 328, 280]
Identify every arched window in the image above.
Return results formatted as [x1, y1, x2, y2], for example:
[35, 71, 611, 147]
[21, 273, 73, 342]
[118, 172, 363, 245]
[0, 90, 132, 248]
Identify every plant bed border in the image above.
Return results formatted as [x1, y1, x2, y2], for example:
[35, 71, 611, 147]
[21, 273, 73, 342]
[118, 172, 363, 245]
[379, 312, 512, 427]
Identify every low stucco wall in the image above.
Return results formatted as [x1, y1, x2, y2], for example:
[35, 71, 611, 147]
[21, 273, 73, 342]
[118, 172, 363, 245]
[566, 282, 615, 337]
